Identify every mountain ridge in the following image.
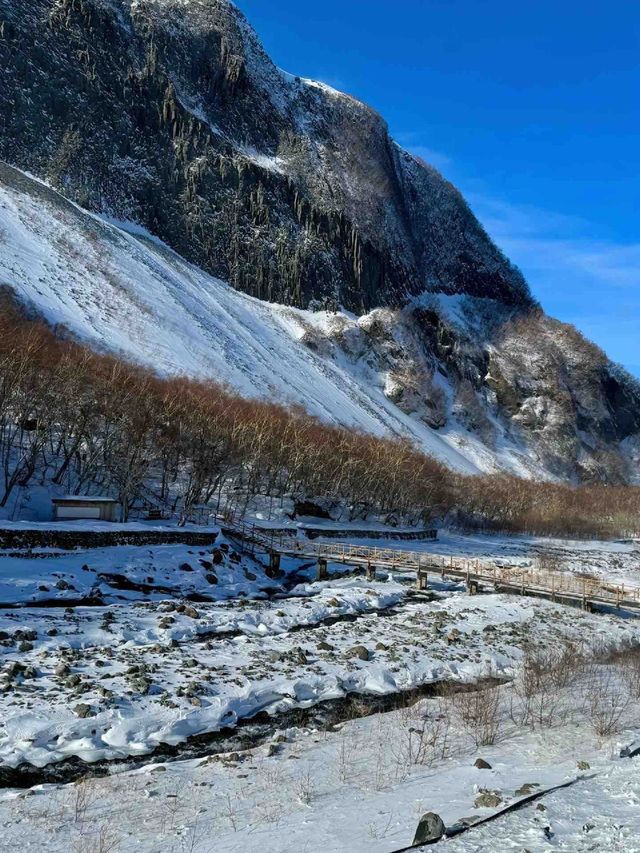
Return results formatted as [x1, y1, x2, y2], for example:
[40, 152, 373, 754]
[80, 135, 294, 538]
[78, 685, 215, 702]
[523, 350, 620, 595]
[0, 0, 639, 484]
[0, 0, 531, 311]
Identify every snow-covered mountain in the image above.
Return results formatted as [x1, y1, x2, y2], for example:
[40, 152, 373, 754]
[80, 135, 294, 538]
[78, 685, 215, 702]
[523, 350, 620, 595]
[0, 0, 529, 312]
[0, 0, 639, 483]
[2, 162, 639, 483]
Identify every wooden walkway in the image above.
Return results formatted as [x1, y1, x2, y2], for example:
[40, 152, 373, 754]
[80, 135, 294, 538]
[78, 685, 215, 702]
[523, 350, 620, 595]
[224, 522, 640, 613]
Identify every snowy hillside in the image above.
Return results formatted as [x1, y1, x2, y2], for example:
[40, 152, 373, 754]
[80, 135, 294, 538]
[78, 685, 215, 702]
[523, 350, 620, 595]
[1, 0, 639, 484]
[0, 162, 550, 477]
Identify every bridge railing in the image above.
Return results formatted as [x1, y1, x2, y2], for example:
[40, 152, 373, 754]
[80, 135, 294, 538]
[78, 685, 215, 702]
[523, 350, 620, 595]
[276, 539, 640, 607]
[218, 519, 640, 608]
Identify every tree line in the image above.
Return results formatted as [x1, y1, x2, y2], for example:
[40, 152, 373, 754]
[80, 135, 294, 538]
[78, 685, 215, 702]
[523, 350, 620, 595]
[0, 289, 638, 537]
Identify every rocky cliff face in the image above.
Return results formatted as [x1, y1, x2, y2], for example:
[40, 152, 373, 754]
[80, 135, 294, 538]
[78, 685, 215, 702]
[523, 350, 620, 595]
[0, 0, 529, 313]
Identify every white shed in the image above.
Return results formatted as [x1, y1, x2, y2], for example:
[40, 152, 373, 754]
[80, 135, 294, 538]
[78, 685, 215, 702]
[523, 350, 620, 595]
[52, 496, 119, 522]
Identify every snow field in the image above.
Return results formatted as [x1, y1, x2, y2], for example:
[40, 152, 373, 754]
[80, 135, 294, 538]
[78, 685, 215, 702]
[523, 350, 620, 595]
[2, 527, 640, 849]
[3, 645, 640, 852]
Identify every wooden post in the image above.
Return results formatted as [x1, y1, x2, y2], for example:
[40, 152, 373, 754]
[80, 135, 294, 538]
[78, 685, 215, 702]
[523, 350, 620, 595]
[317, 558, 328, 581]
[441, 557, 445, 580]
[366, 562, 375, 581]
[267, 551, 281, 579]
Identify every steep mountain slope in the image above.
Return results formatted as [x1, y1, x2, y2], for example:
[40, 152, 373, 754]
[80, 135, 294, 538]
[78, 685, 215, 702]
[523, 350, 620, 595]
[0, 0, 529, 312]
[0, 0, 639, 484]
[1, 162, 639, 484]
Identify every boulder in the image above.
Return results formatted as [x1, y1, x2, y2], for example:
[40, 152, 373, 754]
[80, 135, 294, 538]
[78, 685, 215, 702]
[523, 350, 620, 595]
[346, 645, 370, 661]
[290, 647, 308, 665]
[294, 500, 332, 519]
[474, 790, 503, 809]
[130, 677, 151, 695]
[412, 812, 446, 845]
[14, 630, 37, 641]
[515, 783, 539, 796]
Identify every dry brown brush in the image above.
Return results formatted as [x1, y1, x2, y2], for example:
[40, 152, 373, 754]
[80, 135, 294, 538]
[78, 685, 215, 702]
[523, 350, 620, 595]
[1, 290, 639, 535]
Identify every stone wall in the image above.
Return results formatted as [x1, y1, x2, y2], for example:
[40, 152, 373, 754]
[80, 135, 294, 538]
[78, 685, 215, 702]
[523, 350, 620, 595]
[0, 529, 219, 551]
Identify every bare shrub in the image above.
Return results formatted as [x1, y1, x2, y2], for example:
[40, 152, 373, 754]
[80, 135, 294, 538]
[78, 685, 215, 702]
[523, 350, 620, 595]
[510, 643, 585, 730]
[585, 668, 631, 738]
[223, 791, 241, 832]
[452, 685, 502, 747]
[614, 644, 640, 698]
[69, 777, 98, 825]
[336, 727, 360, 784]
[534, 548, 565, 573]
[293, 763, 316, 806]
[391, 699, 453, 774]
[72, 824, 120, 853]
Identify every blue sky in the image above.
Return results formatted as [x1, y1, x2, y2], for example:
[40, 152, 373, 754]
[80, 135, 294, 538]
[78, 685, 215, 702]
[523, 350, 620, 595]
[238, 0, 639, 375]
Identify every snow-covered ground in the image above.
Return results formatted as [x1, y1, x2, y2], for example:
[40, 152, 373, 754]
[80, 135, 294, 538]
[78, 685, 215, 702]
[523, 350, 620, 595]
[2, 643, 640, 852]
[0, 162, 550, 479]
[0, 534, 278, 606]
[2, 524, 640, 850]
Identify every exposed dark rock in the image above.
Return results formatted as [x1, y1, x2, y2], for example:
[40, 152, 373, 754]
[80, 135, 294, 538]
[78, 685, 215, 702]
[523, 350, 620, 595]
[515, 783, 540, 796]
[14, 630, 37, 642]
[294, 500, 332, 519]
[412, 812, 446, 844]
[474, 790, 503, 809]
[0, 0, 529, 315]
[346, 645, 370, 661]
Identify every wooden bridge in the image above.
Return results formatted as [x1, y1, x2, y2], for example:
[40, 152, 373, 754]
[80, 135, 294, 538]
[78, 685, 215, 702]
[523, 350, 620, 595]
[224, 521, 640, 613]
